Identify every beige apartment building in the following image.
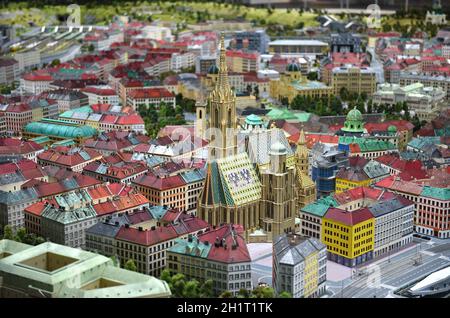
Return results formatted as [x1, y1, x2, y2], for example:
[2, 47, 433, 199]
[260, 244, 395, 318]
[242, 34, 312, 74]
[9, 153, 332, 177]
[332, 65, 377, 97]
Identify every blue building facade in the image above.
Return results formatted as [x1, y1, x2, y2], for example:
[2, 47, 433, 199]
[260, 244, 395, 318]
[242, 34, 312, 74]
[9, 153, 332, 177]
[311, 150, 348, 198]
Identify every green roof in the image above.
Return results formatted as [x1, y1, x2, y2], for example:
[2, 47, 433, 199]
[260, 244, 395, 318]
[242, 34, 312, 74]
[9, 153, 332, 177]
[30, 136, 51, 144]
[339, 136, 397, 152]
[59, 106, 93, 118]
[25, 119, 97, 139]
[434, 127, 450, 137]
[388, 125, 397, 132]
[421, 186, 450, 201]
[245, 114, 263, 125]
[407, 137, 441, 150]
[294, 112, 311, 122]
[346, 107, 363, 121]
[342, 107, 365, 133]
[51, 139, 76, 147]
[167, 238, 211, 258]
[301, 196, 338, 217]
[301, 202, 330, 217]
[148, 206, 169, 220]
[266, 108, 297, 120]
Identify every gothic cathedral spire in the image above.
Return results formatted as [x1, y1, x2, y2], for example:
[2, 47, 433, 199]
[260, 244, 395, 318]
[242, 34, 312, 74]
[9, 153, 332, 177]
[207, 33, 237, 160]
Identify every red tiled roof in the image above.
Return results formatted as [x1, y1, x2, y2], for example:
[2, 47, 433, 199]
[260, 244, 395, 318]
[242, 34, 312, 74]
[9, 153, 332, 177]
[4, 103, 31, 113]
[0, 138, 43, 155]
[116, 225, 178, 246]
[21, 178, 47, 189]
[325, 207, 373, 226]
[160, 209, 181, 223]
[127, 88, 174, 99]
[349, 156, 368, 168]
[84, 161, 148, 180]
[132, 173, 186, 190]
[288, 133, 339, 148]
[38, 147, 102, 167]
[375, 175, 424, 196]
[226, 50, 259, 60]
[198, 224, 251, 264]
[0, 159, 42, 174]
[115, 114, 144, 125]
[24, 201, 48, 216]
[93, 192, 149, 216]
[333, 186, 384, 205]
[91, 103, 112, 113]
[82, 86, 116, 96]
[22, 72, 53, 81]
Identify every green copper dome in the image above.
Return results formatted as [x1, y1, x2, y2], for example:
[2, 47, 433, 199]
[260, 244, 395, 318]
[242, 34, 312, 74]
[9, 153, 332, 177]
[207, 64, 219, 74]
[245, 114, 263, 125]
[342, 107, 364, 133]
[346, 107, 363, 122]
[388, 125, 397, 132]
[286, 63, 300, 72]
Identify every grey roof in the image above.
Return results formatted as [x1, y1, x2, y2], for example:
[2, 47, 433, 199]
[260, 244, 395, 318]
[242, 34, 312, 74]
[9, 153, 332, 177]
[0, 172, 24, 185]
[363, 160, 390, 179]
[274, 234, 325, 266]
[86, 216, 127, 238]
[368, 197, 412, 218]
[0, 188, 38, 204]
[41, 205, 97, 224]
[46, 90, 88, 101]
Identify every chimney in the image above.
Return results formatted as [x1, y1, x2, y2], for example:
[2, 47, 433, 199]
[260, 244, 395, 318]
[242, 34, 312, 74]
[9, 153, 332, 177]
[125, 224, 129, 228]
[138, 227, 143, 231]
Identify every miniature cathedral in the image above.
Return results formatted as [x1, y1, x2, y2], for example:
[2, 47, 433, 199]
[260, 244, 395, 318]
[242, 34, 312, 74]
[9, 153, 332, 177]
[197, 34, 317, 242]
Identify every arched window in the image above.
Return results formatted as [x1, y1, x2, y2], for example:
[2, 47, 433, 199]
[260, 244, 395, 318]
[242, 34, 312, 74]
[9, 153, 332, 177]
[228, 108, 232, 127]
[198, 109, 202, 119]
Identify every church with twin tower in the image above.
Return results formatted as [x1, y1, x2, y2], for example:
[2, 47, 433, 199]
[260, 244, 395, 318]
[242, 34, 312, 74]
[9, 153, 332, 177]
[197, 34, 315, 242]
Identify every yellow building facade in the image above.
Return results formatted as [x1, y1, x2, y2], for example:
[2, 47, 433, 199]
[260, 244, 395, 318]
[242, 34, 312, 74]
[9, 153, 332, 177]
[295, 130, 316, 210]
[322, 208, 374, 267]
[335, 177, 371, 193]
[331, 66, 377, 97]
[269, 63, 333, 103]
[303, 251, 319, 298]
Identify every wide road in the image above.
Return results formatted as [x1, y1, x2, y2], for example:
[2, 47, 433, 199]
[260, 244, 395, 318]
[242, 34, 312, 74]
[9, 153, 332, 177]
[367, 47, 385, 84]
[331, 239, 450, 298]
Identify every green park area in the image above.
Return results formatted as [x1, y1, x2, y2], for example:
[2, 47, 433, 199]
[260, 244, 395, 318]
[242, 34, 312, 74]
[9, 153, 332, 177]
[0, 1, 320, 32]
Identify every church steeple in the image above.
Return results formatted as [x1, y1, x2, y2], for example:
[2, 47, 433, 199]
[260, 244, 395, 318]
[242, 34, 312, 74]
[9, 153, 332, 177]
[207, 33, 237, 161]
[297, 129, 306, 146]
[295, 129, 309, 174]
[216, 34, 231, 93]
